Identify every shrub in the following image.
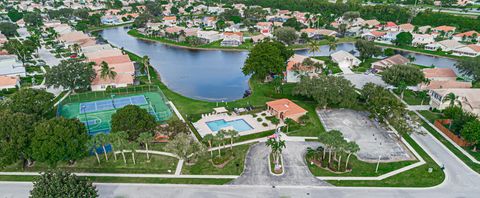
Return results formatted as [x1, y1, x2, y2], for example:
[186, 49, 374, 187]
[257, 117, 263, 122]
[252, 113, 258, 118]
[261, 113, 267, 116]
[262, 122, 268, 127]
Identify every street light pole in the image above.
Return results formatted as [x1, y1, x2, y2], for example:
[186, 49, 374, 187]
[82, 105, 90, 134]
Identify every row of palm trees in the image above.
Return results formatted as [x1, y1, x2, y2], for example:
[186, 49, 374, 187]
[202, 129, 239, 158]
[312, 130, 360, 172]
[87, 131, 154, 165]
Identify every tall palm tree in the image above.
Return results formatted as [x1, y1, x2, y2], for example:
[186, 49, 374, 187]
[71, 43, 81, 54]
[226, 130, 239, 150]
[96, 133, 109, 161]
[328, 41, 337, 52]
[111, 131, 128, 164]
[142, 55, 152, 84]
[398, 81, 408, 100]
[307, 40, 321, 55]
[443, 92, 460, 107]
[137, 132, 153, 161]
[100, 61, 117, 80]
[215, 131, 225, 156]
[266, 137, 286, 170]
[203, 134, 215, 158]
[87, 138, 101, 164]
[107, 132, 119, 161]
[129, 142, 137, 165]
[344, 141, 360, 171]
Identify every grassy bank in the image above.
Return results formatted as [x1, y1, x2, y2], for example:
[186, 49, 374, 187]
[374, 42, 462, 60]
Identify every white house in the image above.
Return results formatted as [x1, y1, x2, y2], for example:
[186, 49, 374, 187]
[425, 39, 465, 52]
[452, 31, 480, 42]
[429, 89, 480, 116]
[197, 31, 222, 43]
[371, 54, 410, 72]
[412, 34, 435, 47]
[221, 32, 243, 47]
[0, 55, 26, 77]
[452, 44, 480, 57]
[330, 50, 361, 69]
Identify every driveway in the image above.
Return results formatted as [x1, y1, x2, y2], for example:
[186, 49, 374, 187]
[38, 47, 61, 66]
[230, 141, 330, 186]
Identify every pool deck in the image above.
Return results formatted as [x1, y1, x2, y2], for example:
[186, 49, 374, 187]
[193, 111, 283, 137]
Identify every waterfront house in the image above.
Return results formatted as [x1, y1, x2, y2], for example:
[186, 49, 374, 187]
[251, 34, 268, 43]
[101, 15, 120, 25]
[452, 44, 480, 57]
[202, 16, 217, 29]
[361, 19, 380, 28]
[398, 23, 415, 33]
[432, 25, 456, 37]
[423, 68, 458, 81]
[331, 50, 361, 69]
[425, 39, 465, 51]
[420, 80, 472, 90]
[221, 32, 243, 47]
[361, 30, 386, 41]
[285, 54, 324, 83]
[412, 33, 435, 47]
[266, 98, 308, 122]
[0, 55, 26, 77]
[162, 16, 177, 27]
[256, 22, 273, 34]
[197, 31, 222, 43]
[371, 54, 410, 72]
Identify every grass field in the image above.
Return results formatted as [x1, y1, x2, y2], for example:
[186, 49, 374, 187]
[393, 89, 430, 105]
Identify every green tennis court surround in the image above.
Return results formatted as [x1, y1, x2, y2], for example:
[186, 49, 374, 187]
[58, 85, 172, 135]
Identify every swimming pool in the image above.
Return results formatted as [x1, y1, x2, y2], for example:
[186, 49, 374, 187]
[206, 119, 253, 132]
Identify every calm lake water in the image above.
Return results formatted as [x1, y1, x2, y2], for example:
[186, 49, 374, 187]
[100, 27, 459, 101]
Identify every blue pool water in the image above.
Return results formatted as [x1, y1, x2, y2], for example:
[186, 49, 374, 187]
[206, 119, 253, 132]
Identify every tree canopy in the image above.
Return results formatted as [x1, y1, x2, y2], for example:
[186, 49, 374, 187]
[3, 88, 54, 119]
[23, 12, 43, 27]
[30, 170, 98, 198]
[293, 76, 358, 108]
[455, 57, 480, 82]
[395, 32, 413, 46]
[242, 40, 293, 79]
[0, 22, 18, 37]
[461, 120, 480, 150]
[355, 39, 382, 60]
[283, 18, 305, 31]
[45, 59, 96, 91]
[165, 133, 207, 164]
[0, 110, 36, 167]
[111, 105, 157, 140]
[381, 64, 425, 86]
[31, 118, 88, 166]
[273, 27, 298, 45]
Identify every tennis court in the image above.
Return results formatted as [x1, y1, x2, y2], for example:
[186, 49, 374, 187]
[59, 91, 172, 135]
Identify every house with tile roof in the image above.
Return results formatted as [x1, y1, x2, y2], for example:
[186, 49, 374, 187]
[221, 32, 244, 47]
[452, 44, 480, 57]
[425, 39, 465, 52]
[371, 54, 410, 71]
[423, 68, 458, 81]
[285, 54, 324, 83]
[429, 89, 480, 116]
[452, 31, 480, 42]
[266, 98, 308, 122]
[0, 75, 20, 90]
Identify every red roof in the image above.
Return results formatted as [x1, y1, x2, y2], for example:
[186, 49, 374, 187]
[266, 99, 307, 117]
[423, 68, 457, 78]
[386, 22, 397, 27]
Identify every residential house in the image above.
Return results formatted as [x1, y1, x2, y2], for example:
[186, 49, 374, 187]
[361, 31, 386, 41]
[256, 22, 273, 34]
[420, 80, 471, 90]
[101, 15, 120, 24]
[0, 33, 7, 46]
[425, 39, 465, 51]
[331, 50, 361, 69]
[81, 44, 113, 53]
[412, 34, 435, 47]
[285, 54, 324, 83]
[0, 75, 20, 90]
[221, 32, 243, 47]
[398, 23, 415, 33]
[202, 16, 217, 29]
[429, 89, 480, 116]
[452, 44, 480, 57]
[423, 68, 458, 81]
[162, 16, 177, 27]
[371, 54, 410, 71]
[381, 22, 398, 31]
[417, 26, 432, 34]
[378, 31, 400, 44]
[452, 31, 480, 42]
[432, 25, 456, 37]
[58, 31, 97, 47]
[361, 19, 380, 28]
[197, 31, 222, 43]
[266, 98, 308, 122]
[301, 28, 337, 39]
[0, 55, 26, 77]
[87, 50, 135, 91]
[251, 34, 267, 43]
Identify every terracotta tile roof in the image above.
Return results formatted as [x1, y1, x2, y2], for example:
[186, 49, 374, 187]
[386, 22, 397, 27]
[371, 31, 387, 37]
[423, 80, 471, 90]
[94, 62, 135, 74]
[84, 49, 123, 59]
[434, 25, 456, 32]
[266, 99, 307, 117]
[163, 16, 177, 21]
[88, 55, 132, 65]
[423, 68, 457, 78]
[256, 22, 272, 27]
[454, 31, 479, 38]
[466, 44, 480, 52]
[0, 76, 19, 87]
[91, 73, 134, 86]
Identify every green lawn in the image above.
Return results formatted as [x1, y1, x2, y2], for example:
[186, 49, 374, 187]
[327, 133, 445, 187]
[353, 58, 379, 73]
[418, 110, 444, 123]
[308, 153, 416, 177]
[393, 89, 430, 105]
[182, 143, 253, 175]
[312, 56, 342, 74]
[374, 43, 463, 60]
[1, 151, 178, 174]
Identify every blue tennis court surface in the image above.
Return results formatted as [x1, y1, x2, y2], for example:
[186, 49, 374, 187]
[79, 95, 148, 113]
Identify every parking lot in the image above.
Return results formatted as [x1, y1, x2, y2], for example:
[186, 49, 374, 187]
[317, 109, 414, 162]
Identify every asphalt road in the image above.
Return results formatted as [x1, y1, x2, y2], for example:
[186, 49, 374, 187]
[1, 131, 480, 198]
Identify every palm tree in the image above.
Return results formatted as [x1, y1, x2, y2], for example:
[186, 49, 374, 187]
[97, 133, 109, 161]
[107, 132, 119, 161]
[215, 131, 225, 156]
[443, 92, 460, 107]
[71, 43, 81, 54]
[111, 131, 128, 164]
[418, 91, 428, 105]
[142, 55, 152, 84]
[266, 137, 286, 170]
[203, 134, 215, 158]
[137, 132, 153, 161]
[307, 40, 321, 55]
[328, 41, 337, 52]
[129, 142, 137, 165]
[345, 141, 360, 171]
[226, 130, 239, 150]
[100, 61, 117, 80]
[87, 138, 101, 164]
[398, 81, 408, 100]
